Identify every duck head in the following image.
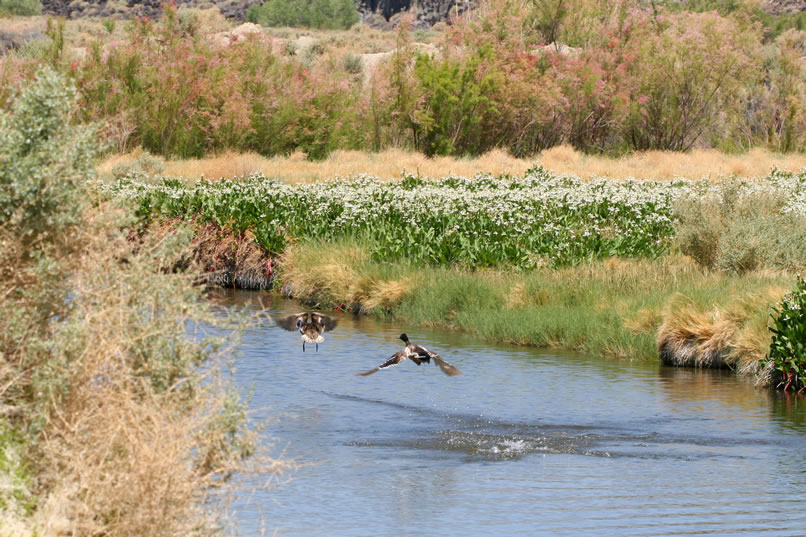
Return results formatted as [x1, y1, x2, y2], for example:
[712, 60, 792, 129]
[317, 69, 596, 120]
[399, 333, 409, 343]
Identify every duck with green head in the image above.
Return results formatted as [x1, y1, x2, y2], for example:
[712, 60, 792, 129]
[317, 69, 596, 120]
[356, 333, 462, 376]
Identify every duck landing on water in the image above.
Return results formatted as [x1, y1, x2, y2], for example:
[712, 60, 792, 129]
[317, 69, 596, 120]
[356, 333, 462, 377]
[278, 312, 338, 352]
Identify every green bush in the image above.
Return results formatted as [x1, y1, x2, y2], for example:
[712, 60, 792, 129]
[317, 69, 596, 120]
[102, 18, 115, 34]
[0, 0, 42, 16]
[0, 66, 96, 242]
[110, 150, 165, 179]
[344, 52, 362, 74]
[764, 276, 806, 392]
[412, 49, 501, 156]
[247, 0, 359, 29]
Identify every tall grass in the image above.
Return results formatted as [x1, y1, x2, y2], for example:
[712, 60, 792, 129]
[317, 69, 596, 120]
[279, 239, 791, 369]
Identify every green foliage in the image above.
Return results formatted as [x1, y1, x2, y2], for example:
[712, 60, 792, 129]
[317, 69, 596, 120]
[43, 17, 66, 67]
[102, 18, 115, 34]
[110, 150, 165, 179]
[0, 66, 97, 242]
[104, 167, 676, 269]
[343, 52, 362, 74]
[0, 424, 36, 517]
[764, 276, 806, 391]
[412, 49, 501, 156]
[0, 0, 42, 16]
[247, 0, 359, 30]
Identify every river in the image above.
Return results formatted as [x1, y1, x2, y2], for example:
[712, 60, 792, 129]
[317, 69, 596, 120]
[209, 289, 806, 537]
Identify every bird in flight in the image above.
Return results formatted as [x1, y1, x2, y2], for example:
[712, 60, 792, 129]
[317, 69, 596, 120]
[278, 312, 338, 352]
[356, 333, 462, 377]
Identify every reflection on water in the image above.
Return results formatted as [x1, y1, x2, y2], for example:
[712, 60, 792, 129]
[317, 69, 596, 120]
[206, 289, 806, 537]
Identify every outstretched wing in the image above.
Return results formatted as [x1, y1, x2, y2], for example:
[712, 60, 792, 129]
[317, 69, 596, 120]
[413, 344, 462, 376]
[278, 313, 307, 331]
[312, 312, 338, 332]
[355, 350, 408, 377]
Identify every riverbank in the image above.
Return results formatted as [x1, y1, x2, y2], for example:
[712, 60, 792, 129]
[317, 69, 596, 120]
[104, 168, 806, 388]
[278, 239, 790, 381]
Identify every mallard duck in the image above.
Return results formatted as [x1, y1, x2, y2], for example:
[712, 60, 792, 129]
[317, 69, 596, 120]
[356, 333, 462, 377]
[278, 312, 338, 352]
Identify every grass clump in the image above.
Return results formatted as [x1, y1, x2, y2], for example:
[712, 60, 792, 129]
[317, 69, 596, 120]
[674, 174, 806, 273]
[279, 239, 792, 369]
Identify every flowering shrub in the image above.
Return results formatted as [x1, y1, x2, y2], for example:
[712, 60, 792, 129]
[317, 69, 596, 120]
[100, 168, 806, 271]
[623, 10, 761, 151]
[101, 166, 678, 268]
[74, 5, 362, 158]
[3, 0, 802, 157]
[764, 276, 806, 392]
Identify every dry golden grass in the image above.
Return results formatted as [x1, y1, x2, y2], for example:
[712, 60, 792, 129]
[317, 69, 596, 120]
[364, 277, 415, 311]
[152, 149, 529, 182]
[279, 241, 416, 311]
[656, 285, 787, 372]
[100, 146, 806, 182]
[0, 16, 44, 35]
[536, 145, 806, 180]
[1, 205, 287, 537]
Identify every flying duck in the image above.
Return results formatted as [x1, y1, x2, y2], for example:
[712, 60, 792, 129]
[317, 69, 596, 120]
[356, 333, 462, 377]
[278, 312, 338, 352]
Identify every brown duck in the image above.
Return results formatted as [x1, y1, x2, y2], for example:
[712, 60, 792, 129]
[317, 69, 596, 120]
[356, 333, 462, 377]
[278, 312, 338, 352]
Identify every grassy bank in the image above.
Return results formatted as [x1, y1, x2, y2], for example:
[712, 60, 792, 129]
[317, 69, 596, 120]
[279, 239, 790, 379]
[100, 165, 806, 388]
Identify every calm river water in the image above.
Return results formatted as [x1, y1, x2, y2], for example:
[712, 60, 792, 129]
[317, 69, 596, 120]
[208, 290, 806, 537]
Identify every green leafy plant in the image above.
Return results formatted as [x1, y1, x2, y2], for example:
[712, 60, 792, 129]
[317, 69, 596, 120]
[102, 18, 115, 34]
[247, 0, 358, 30]
[765, 275, 806, 392]
[412, 48, 501, 156]
[0, 0, 42, 16]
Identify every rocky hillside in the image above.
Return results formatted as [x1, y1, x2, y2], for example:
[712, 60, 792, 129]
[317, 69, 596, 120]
[41, 0, 259, 20]
[763, 0, 806, 14]
[40, 0, 475, 25]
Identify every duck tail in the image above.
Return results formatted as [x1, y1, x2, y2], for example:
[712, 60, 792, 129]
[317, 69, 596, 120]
[302, 333, 324, 344]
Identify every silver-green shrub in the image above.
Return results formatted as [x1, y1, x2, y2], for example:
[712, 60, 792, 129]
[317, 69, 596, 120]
[0, 66, 98, 242]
